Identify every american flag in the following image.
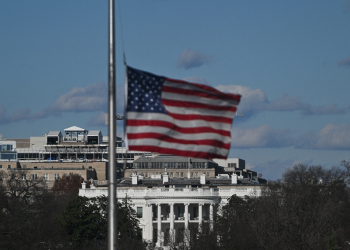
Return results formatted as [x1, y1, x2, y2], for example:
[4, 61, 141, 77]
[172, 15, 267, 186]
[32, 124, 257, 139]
[125, 66, 241, 159]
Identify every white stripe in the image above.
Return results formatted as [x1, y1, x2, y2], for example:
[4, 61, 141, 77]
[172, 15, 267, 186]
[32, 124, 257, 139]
[164, 105, 236, 119]
[164, 80, 224, 96]
[127, 112, 233, 131]
[128, 138, 229, 156]
[126, 126, 231, 144]
[162, 89, 240, 107]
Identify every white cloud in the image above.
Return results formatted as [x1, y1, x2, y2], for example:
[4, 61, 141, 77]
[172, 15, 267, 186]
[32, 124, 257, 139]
[48, 82, 107, 112]
[297, 123, 350, 150]
[216, 85, 346, 117]
[177, 49, 213, 69]
[88, 112, 106, 126]
[231, 125, 293, 148]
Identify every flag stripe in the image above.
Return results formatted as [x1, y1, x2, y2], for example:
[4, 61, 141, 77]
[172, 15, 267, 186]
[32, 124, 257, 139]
[127, 120, 231, 138]
[128, 145, 227, 159]
[165, 78, 241, 102]
[162, 99, 238, 112]
[165, 111, 234, 124]
[162, 90, 240, 107]
[127, 112, 233, 130]
[127, 133, 230, 149]
[126, 123, 232, 142]
[162, 84, 241, 104]
[128, 139, 229, 157]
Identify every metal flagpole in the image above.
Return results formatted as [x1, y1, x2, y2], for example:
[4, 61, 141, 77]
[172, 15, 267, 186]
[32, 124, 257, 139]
[108, 0, 117, 249]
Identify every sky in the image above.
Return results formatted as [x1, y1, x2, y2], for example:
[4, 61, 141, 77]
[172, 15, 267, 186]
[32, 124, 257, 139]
[1, 1, 350, 180]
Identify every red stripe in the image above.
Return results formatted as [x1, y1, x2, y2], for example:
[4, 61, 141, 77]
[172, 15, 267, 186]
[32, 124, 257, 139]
[162, 99, 238, 112]
[128, 133, 230, 149]
[166, 111, 233, 124]
[128, 145, 227, 159]
[165, 78, 241, 102]
[162, 85, 241, 102]
[127, 119, 231, 137]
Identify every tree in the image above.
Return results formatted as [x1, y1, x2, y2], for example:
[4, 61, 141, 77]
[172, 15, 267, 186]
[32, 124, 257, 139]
[193, 164, 350, 250]
[0, 169, 64, 250]
[52, 173, 90, 196]
[59, 195, 145, 250]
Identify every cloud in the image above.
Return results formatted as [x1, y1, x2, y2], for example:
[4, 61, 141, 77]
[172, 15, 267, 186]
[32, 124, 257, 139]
[177, 49, 213, 69]
[47, 82, 107, 112]
[0, 82, 109, 124]
[297, 123, 350, 150]
[231, 125, 293, 148]
[216, 85, 346, 117]
[337, 56, 350, 67]
[88, 112, 106, 126]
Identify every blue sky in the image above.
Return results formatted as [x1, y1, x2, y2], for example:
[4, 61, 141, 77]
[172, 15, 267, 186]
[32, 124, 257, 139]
[1, 1, 350, 180]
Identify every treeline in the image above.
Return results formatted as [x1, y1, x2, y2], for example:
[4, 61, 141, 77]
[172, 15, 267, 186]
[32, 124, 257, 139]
[188, 162, 350, 250]
[1, 162, 350, 250]
[0, 171, 144, 250]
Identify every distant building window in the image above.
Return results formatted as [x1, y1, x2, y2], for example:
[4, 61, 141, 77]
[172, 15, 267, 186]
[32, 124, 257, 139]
[191, 172, 194, 178]
[0, 165, 2, 169]
[170, 172, 173, 177]
[32, 174, 38, 180]
[180, 172, 183, 177]
[7, 165, 11, 169]
[23, 165, 27, 169]
[137, 207, 143, 218]
[34, 166, 37, 169]
[145, 172, 148, 177]
[176, 172, 179, 177]
[22, 174, 26, 180]
[54, 174, 60, 180]
[43, 174, 49, 180]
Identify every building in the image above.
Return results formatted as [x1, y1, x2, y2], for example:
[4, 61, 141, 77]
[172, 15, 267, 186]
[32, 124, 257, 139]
[125, 155, 219, 178]
[79, 170, 265, 247]
[0, 126, 152, 181]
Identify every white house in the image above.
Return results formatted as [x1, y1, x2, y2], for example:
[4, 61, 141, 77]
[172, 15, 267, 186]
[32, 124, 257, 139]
[79, 172, 263, 247]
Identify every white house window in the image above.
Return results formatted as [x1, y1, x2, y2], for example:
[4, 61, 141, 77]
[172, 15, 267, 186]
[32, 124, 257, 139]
[54, 173, 60, 180]
[137, 207, 143, 218]
[32, 174, 38, 180]
[43, 174, 49, 180]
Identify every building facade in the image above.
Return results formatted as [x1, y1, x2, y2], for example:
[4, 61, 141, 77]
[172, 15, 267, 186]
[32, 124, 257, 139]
[79, 173, 264, 247]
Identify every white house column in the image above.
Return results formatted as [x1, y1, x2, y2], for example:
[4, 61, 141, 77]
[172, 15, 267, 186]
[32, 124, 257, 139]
[209, 203, 214, 232]
[157, 204, 162, 246]
[184, 203, 189, 229]
[170, 203, 174, 230]
[148, 204, 153, 241]
[198, 203, 203, 232]
[169, 203, 175, 243]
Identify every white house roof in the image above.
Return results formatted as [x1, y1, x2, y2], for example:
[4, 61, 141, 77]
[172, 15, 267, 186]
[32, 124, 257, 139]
[64, 126, 86, 132]
[88, 130, 101, 136]
[47, 131, 62, 136]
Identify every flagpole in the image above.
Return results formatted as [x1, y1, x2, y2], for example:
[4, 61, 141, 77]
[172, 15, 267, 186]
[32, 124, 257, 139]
[108, 0, 117, 249]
